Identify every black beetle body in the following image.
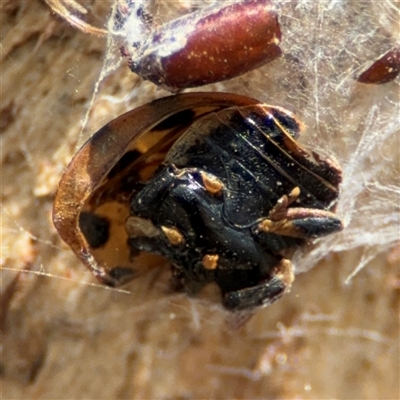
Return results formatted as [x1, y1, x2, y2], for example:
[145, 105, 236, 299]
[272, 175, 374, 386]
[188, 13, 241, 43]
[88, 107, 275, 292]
[53, 93, 342, 311]
[127, 105, 342, 310]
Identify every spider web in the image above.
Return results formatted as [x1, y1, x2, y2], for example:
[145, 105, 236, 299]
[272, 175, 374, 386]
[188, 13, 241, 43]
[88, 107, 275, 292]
[73, 0, 400, 281]
[2, 0, 399, 293]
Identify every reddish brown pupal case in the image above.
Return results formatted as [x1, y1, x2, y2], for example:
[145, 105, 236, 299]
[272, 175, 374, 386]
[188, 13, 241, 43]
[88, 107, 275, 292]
[124, 0, 282, 91]
[358, 46, 400, 84]
[53, 93, 261, 287]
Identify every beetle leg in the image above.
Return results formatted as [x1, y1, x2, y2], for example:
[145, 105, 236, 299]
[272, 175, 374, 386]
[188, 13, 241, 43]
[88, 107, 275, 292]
[268, 186, 301, 220]
[223, 259, 294, 310]
[258, 208, 343, 239]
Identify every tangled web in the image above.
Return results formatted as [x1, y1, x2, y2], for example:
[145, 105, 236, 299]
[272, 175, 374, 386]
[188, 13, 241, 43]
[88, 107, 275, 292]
[48, 0, 399, 282]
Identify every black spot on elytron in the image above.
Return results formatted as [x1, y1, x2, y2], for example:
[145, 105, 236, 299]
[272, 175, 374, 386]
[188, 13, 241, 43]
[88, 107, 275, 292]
[79, 212, 110, 248]
[153, 109, 196, 131]
[107, 150, 142, 179]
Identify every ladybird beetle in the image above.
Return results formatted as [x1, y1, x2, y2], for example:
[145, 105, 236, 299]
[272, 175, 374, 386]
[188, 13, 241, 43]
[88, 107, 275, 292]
[53, 92, 343, 310]
[121, 0, 282, 91]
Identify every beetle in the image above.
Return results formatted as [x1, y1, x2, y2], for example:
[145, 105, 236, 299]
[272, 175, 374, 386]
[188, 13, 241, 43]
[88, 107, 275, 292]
[121, 0, 282, 91]
[53, 92, 343, 310]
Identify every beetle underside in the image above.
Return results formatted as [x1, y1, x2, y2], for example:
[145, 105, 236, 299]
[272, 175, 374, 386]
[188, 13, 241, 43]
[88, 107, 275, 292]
[126, 106, 342, 310]
[54, 93, 343, 311]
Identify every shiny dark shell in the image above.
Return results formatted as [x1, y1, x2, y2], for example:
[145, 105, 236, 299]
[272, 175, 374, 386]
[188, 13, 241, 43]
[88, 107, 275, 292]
[53, 93, 343, 310]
